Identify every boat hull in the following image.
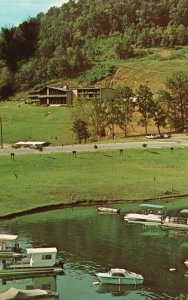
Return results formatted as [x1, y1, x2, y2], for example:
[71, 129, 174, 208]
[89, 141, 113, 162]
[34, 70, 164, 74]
[97, 207, 120, 214]
[124, 213, 162, 223]
[96, 275, 143, 285]
[161, 222, 188, 230]
[0, 267, 63, 278]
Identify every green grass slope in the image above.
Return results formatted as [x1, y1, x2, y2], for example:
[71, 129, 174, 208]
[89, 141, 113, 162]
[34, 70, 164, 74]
[1, 148, 188, 216]
[0, 102, 74, 145]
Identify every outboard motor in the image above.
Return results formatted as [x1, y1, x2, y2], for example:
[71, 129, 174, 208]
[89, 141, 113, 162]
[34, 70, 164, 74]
[59, 260, 64, 270]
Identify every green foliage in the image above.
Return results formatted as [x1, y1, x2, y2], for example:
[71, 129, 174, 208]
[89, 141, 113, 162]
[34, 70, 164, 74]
[0, 18, 40, 72]
[78, 64, 116, 84]
[164, 72, 188, 130]
[0, 67, 15, 99]
[72, 119, 90, 143]
[115, 85, 135, 136]
[116, 41, 134, 59]
[136, 84, 155, 134]
[1, 0, 188, 92]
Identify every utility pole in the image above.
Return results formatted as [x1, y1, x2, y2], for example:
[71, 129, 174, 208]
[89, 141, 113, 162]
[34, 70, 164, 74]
[0, 116, 3, 149]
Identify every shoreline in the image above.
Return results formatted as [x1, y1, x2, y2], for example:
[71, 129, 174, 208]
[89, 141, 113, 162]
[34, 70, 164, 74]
[1, 193, 188, 220]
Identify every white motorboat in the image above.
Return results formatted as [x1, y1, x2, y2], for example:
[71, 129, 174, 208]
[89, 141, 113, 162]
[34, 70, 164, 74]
[0, 247, 64, 278]
[124, 203, 165, 223]
[184, 259, 188, 268]
[0, 234, 25, 258]
[97, 207, 120, 214]
[161, 209, 188, 230]
[96, 268, 144, 285]
[0, 287, 58, 300]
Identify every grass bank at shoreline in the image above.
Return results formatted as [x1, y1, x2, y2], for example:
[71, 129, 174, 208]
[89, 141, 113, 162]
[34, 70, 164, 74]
[1, 147, 188, 218]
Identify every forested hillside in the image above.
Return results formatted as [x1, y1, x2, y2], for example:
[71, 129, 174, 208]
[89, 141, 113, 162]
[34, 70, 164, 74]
[0, 0, 188, 98]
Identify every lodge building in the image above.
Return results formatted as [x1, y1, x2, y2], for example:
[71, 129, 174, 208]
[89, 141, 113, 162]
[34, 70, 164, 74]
[28, 86, 114, 106]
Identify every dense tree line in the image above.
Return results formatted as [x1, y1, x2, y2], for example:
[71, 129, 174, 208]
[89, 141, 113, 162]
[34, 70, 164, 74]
[0, 0, 188, 98]
[72, 72, 188, 143]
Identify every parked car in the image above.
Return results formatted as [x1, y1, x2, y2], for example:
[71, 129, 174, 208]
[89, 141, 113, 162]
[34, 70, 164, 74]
[146, 134, 171, 139]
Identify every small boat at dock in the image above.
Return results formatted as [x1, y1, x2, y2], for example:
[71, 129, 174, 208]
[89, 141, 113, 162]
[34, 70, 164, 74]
[0, 234, 25, 258]
[0, 247, 64, 278]
[161, 209, 188, 230]
[96, 268, 144, 285]
[124, 203, 165, 223]
[97, 207, 120, 214]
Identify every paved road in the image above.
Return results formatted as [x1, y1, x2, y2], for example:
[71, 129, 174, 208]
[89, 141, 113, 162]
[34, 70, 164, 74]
[0, 136, 188, 155]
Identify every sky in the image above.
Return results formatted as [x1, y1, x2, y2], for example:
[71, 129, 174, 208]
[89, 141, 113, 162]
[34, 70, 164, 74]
[0, 0, 66, 29]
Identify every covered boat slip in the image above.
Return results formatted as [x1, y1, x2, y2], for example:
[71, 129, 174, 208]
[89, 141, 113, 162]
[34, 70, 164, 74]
[0, 234, 24, 258]
[124, 203, 166, 223]
[0, 248, 64, 278]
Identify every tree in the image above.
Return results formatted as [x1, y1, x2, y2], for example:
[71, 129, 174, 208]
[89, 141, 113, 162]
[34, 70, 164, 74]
[105, 98, 119, 139]
[18, 18, 40, 59]
[115, 85, 135, 137]
[152, 97, 168, 134]
[165, 72, 188, 131]
[71, 95, 91, 143]
[0, 27, 20, 71]
[88, 97, 108, 140]
[136, 84, 155, 134]
[0, 67, 15, 99]
[116, 41, 134, 59]
[72, 119, 90, 143]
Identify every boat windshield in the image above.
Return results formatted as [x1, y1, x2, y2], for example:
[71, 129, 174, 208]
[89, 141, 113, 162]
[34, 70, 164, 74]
[112, 273, 125, 277]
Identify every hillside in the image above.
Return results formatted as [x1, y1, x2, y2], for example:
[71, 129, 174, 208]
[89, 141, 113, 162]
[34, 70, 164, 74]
[0, 0, 188, 97]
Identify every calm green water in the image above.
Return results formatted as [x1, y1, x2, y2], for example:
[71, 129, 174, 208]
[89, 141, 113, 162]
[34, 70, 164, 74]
[1, 201, 188, 299]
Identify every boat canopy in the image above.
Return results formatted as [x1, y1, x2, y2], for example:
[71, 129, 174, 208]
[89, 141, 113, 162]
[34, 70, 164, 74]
[180, 209, 188, 214]
[0, 234, 18, 241]
[111, 268, 126, 274]
[26, 247, 57, 254]
[139, 203, 165, 209]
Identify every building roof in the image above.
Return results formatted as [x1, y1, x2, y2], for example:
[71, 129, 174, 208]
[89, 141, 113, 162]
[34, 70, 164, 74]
[14, 141, 48, 146]
[49, 86, 69, 92]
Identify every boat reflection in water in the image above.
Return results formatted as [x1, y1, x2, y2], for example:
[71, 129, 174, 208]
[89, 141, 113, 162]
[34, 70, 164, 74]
[0, 274, 58, 295]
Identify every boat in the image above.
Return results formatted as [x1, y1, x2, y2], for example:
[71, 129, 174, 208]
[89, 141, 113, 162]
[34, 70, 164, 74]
[0, 247, 64, 278]
[184, 259, 188, 268]
[0, 287, 58, 299]
[96, 268, 144, 285]
[161, 209, 188, 230]
[124, 203, 165, 223]
[97, 207, 120, 214]
[0, 234, 25, 258]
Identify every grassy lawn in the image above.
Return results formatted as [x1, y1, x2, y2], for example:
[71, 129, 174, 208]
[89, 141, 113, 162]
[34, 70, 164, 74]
[0, 102, 74, 146]
[1, 147, 188, 216]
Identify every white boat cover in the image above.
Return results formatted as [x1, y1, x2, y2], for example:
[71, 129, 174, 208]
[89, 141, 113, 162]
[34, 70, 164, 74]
[26, 247, 57, 254]
[0, 287, 48, 299]
[0, 234, 18, 241]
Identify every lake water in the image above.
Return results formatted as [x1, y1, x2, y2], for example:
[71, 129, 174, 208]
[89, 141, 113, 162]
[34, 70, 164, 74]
[1, 201, 188, 299]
